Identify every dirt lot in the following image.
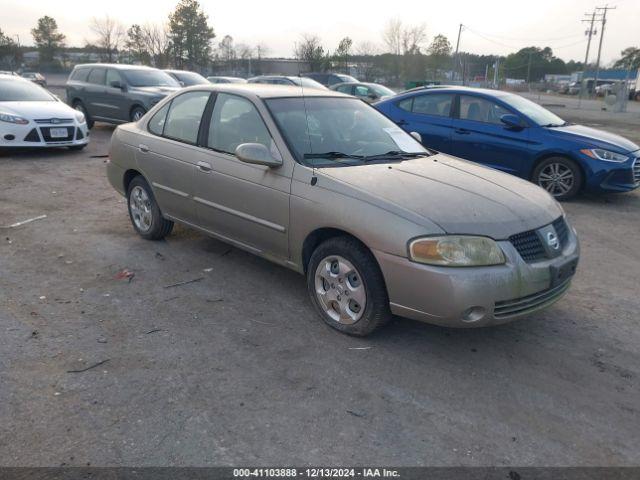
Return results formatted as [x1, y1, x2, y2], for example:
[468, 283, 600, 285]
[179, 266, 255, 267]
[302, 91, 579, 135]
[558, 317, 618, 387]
[1, 124, 639, 467]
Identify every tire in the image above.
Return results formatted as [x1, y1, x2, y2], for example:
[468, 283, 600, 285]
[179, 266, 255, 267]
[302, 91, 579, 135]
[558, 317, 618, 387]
[307, 236, 391, 336]
[126, 176, 173, 240]
[130, 106, 147, 122]
[73, 100, 94, 129]
[532, 156, 583, 201]
[68, 144, 87, 151]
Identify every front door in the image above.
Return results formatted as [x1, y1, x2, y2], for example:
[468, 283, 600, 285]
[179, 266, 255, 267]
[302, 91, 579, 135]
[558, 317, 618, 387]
[193, 92, 291, 259]
[103, 69, 129, 122]
[394, 92, 454, 153]
[451, 94, 531, 175]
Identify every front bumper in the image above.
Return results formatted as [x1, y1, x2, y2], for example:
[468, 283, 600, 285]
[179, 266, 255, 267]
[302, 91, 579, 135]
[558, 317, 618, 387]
[583, 154, 640, 193]
[0, 121, 89, 148]
[373, 225, 579, 328]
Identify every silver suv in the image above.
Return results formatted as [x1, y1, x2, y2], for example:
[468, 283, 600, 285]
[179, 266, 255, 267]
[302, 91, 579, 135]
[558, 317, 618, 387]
[66, 64, 181, 128]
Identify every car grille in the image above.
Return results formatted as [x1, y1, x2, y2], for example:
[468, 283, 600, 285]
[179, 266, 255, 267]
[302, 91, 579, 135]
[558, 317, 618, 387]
[40, 126, 75, 142]
[23, 128, 41, 142]
[633, 157, 640, 186]
[509, 216, 569, 263]
[494, 279, 571, 319]
[34, 118, 74, 124]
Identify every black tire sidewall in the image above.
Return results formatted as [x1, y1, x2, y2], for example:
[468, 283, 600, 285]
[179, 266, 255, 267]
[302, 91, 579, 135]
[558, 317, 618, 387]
[73, 101, 94, 129]
[126, 176, 172, 240]
[131, 107, 146, 122]
[533, 157, 583, 201]
[306, 237, 391, 336]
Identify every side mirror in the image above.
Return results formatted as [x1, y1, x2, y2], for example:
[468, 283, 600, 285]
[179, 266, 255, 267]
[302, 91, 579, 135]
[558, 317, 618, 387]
[110, 80, 124, 90]
[235, 143, 282, 168]
[179, 81, 185, 87]
[410, 131, 422, 143]
[500, 113, 524, 130]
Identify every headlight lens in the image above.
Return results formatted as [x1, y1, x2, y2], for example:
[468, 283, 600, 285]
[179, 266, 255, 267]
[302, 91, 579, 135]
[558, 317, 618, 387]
[409, 236, 505, 267]
[0, 112, 29, 125]
[581, 148, 628, 163]
[75, 110, 86, 124]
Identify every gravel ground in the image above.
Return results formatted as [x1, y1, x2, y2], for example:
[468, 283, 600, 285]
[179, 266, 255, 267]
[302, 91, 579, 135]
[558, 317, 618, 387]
[1, 118, 639, 466]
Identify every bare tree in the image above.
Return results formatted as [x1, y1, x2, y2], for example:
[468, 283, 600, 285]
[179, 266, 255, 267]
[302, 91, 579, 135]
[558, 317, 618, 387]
[383, 19, 403, 56]
[141, 23, 171, 68]
[294, 34, 325, 72]
[401, 24, 427, 55]
[90, 15, 125, 62]
[356, 41, 379, 81]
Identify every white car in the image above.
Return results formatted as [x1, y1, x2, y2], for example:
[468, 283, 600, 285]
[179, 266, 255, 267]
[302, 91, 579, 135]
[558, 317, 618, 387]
[0, 74, 89, 150]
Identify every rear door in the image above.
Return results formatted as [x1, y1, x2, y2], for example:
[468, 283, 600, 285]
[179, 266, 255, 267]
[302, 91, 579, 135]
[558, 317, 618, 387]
[450, 94, 531, 175]
[394, 92, 454, 153]
[193, 92, 291, 259]
[135, 90, 211, 224]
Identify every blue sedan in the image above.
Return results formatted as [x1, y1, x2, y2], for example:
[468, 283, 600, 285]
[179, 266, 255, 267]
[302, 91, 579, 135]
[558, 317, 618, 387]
[375, 86, 640, 200]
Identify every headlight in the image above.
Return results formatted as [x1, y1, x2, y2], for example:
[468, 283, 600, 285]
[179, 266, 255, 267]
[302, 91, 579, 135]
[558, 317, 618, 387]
[0, 112, 29, 125]
[409, 236, 505, 267]
[75, 110, 86, 124]
[581, 148, 628, 163]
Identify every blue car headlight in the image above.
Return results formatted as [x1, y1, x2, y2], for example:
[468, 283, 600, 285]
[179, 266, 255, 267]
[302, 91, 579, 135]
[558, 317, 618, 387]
[581, 148, 628, 163]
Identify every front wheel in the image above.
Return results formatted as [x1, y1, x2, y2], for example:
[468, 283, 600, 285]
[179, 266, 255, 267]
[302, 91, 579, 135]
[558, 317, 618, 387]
[126, 176, 173, 240]
[73, 101, 94, 129]
[307, 236, 391, 336]
[532, 157, 582, 201]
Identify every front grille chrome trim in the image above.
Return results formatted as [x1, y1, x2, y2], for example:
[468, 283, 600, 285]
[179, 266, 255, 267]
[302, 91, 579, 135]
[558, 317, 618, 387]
[494, 279, 571, 318]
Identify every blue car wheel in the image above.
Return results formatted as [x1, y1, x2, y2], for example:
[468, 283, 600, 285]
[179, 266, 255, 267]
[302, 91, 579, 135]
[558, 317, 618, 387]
[532, 156, 583, 200]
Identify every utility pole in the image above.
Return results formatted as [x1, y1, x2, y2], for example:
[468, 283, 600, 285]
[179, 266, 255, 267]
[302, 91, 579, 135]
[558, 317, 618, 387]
[593, 4, 616, 95]
[453, 23, 463, 83]
[526, 51, 533, 91]
[580, 10, 598, 103]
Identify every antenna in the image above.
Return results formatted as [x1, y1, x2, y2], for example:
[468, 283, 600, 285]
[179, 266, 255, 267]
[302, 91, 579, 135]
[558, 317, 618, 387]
[296, 54, 316, 184]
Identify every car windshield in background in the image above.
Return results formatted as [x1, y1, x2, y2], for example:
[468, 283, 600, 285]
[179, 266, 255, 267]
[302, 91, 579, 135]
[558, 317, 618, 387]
[500, 93, 565, 127]
[337, 74, 358, 83]
[0, 79, 54, 101]
[370, 84, 395, 97]
[174, 72, 209, 86]
[122, 70, 180, 88]
[290, 77, 326, 89]
[267, 97, 428, 167]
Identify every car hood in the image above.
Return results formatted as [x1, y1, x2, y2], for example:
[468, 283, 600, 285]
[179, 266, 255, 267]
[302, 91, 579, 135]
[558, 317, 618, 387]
[316, 154, 563, 239]
[0, 100, 76, 119]
[546, 124, 639, 153]
[130, 86, 181, 95]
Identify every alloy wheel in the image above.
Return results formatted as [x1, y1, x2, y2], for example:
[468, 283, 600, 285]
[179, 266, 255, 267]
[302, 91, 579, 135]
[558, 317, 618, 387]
[129, 186, 153, 232]
[538, 162, 575, 196]
[314, 255, 366, 325]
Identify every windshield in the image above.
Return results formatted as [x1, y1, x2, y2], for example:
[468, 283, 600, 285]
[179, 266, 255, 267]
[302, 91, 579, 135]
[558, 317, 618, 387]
[500, 93, 565, 127]
[172, 71, 209, 86]
[290, 77, 327, 89]
[122, 69, 180, 88]
[267, 97, 428, 167]
[0, 79, 55, 101]
[370, 84, 395, 97]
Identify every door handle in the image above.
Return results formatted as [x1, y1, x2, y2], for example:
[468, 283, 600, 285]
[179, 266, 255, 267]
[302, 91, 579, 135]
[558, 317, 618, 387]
[197, 161, 212, 173]
[454, 128, 470, 135]
[138, 144, 149, 153]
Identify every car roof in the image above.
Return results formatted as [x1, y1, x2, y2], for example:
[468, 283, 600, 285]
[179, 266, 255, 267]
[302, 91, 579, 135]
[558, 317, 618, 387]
[181, 83, 347, 99]
[73, 64, 158, 71]
[398, 85, 510, 97]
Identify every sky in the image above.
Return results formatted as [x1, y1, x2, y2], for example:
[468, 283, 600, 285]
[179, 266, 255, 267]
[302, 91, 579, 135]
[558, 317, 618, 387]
[0, 0, 638, 65]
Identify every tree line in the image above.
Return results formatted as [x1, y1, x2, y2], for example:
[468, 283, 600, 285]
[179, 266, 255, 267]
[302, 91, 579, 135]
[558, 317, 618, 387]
[1, 2, 638, 86]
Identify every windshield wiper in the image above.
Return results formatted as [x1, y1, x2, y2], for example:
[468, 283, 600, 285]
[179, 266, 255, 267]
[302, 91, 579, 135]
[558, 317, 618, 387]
[541, 121, 569, 128]
[362, 150, 427, 162]
[303, 151, 365, 160]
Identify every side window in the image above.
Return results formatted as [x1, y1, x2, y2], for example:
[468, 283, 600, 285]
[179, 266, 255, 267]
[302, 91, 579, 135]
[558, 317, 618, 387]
[71, 68, 90, 82]
[397, 98, 413, 112]
[87, 68, 106, 85]
[148, 102, 171, 136]
[354, 85, 370, 98]
[459, 95, 511, 125]
[412, 94, 453, 117]
[105, 69, 121, 87]
[163, 91, 210, 144]
[337, 85, 352, 94]
[327, 75, 340, 86]
[208, 93, 272, 154]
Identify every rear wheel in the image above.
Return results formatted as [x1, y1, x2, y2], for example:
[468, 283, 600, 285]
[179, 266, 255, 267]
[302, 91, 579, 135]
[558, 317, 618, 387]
[532, 156, 582, 201]
[307, 236, 391, 336]
[73, 100, 94, 129]
[126, 176, 173, 240]
[130, 106, 147, 122]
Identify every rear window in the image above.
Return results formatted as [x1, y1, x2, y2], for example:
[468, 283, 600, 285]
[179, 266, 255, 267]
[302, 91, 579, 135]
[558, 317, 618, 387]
[71, 68, 90, 82]
[0, 78, 55, 101]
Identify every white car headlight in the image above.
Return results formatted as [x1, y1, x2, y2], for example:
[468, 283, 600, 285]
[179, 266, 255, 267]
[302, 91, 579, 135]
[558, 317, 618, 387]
[0, 112, 29, 125]
[409, 236, 505, 267]
[581, 148, 628, 163]
[75, 110, 86, 124]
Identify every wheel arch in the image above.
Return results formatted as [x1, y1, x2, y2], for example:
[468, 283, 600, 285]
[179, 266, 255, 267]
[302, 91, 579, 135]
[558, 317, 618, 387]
[301, 227, 375, 275]
[123, 169, 145, 193]
[530, 152, 587, 190]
